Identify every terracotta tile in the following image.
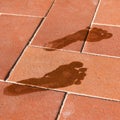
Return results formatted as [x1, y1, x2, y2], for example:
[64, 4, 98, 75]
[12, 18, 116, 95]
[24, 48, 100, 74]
[59, 95, 120, 120]
[0, 0, 54, 17]
[32, 0, 99, 51]
[8, 46, 120, 100]
[94, 0, 120, 25]
[0, 15, 41, 79]
[83, 25, 120, 57]
[0, 81, 65, 120]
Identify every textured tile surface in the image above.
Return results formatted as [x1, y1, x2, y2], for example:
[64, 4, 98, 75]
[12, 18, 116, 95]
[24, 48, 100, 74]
[1, 0, 120, 119]
[0, 0, 54, 17]
[8, 46, 120, 100]
[0, 81, 65, 120]
[59, 95, 120, 120]
[83, 25, 120, 57]
[0, 15, 41, 79]
[94, 0, 120, 25]
[32, 0, 99, 51]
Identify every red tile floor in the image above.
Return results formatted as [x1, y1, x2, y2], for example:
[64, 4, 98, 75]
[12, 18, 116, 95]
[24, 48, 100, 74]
[0, 0, 120, 120]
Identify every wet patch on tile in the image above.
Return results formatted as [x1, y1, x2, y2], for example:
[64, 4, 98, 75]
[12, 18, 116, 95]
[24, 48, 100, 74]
[3, 83, 45, 96]
[44, 28, 89, 51]
[0, 81, 65, 120]
[8, 46, 120, 100]
[86, 27, 112, 42]
[32, 0, 99, 51]
[83, 25, 120, 57]
[43, 27, 112, 51]
[9, 61, 87, 89]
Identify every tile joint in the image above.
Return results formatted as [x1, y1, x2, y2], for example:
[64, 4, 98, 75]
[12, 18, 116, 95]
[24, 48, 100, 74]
[80, 0, 102, 52]
[4, 0, 56, 80]
[56, 93, 68, 120]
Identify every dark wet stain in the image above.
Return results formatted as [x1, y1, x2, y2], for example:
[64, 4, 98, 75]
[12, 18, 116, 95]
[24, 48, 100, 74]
[44, 27, 112, 51]
[4, 61, 87, 96]
[4, 84, 45, 96]
[87, 27, 112, 42]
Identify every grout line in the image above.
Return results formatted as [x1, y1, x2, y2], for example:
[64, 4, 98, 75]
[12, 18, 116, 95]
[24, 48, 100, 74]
[30, 44, 81, 54]
[5, 0, 56, 80]
[52, 89, 120, 102]
[6, 80, 120, 102]
[93, 22, 120, 28]
[1, 80, 66, 94]
[30, 44, 120, 59]
[68, 92, 120, 102]
[6, 79, 66, 94]
[5, 46, 29, 81]
[90, 0, 102, 26]
[0, 79, 24, 85]
[56, 93, 68, 120]
[44, 0, 56, 17]
[0, 0, 55, 18]
[80, 0, 101, 52]
[29, 17, 47, 45]
[71, 91, 119, 103]
[80, 28, 90, 52]
[1, 79, 120, 102]
[0, 79, 5, 82]
[5, 17, 45, 80]
[82, 51, 120, 59]
[2, 80, 52, 91]
[0, 12, 42, 18]
[29, 0, 55, 45]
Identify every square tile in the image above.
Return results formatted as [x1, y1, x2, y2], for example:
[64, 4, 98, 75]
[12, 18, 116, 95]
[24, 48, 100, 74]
[0, 0, 54, 17]
[32, 0, 99, 51]
[59, 94, 120, 120]
[0, 81, 65, 120]
[94, 0, 120, 25]
[0, 15, 41, 79]
[83, 25, 120, 57]
[8, 46, 120, 100]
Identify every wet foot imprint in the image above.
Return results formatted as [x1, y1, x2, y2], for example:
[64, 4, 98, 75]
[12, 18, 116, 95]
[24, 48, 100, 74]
[4, 61, 87, 96]
[44, 27, 112, 51]
[87, 27, 112, 42]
